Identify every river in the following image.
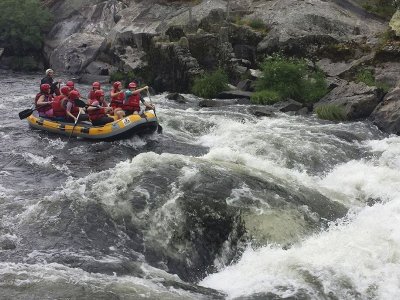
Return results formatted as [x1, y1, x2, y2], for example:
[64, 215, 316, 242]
[1, 72, 399, 299]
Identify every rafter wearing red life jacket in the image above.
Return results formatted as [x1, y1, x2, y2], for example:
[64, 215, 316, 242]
[122, 82, 141, 114]
[110, 81, 124, 109]
[52, 86, 70, 118]
[88, 90, 107, 121]
[35, 84, 53, 116]
[88, 82, 101, 101]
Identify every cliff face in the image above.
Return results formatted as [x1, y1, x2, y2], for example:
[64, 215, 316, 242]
[43, 0, 389, 88]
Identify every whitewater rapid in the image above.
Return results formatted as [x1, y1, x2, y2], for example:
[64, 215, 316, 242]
[1, 72, 400, 299]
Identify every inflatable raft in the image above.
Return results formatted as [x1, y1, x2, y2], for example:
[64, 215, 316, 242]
[27, 111, 158, 141]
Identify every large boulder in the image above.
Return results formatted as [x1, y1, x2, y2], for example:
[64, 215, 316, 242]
[48, 33, 105, 74]
[315, 81, 385, 120]
[370, 87, 400, 134]
[254, 0, 386, 56]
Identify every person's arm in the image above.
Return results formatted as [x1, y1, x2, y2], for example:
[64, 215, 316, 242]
[37, 95, 52, 107]
[133, 85, 149, 95]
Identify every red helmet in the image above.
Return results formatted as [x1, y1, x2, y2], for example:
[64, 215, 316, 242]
[113, 81, 121, 89]
[69, 90, 80, 100]
[66, 81, 75, 88]
[94, 89, 105, 100]
[40, 84, 50, 93]
[92, 82, 101, 89]
[128, 82, 137, 89]
[60, 86, 70, 96]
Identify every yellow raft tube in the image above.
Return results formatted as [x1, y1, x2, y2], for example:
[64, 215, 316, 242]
[27, 111, 158, 141]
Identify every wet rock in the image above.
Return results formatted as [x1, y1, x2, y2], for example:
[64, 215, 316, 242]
[296, 107, 310, 116]
[167, 93, 187, 103]
[237, 79, 253, 91]
[249, 69, 263, 80]
[79, 74, 110, 85]
[370, 87, 400, 135]
[85, 61, 116, 76]
[0, 48, 3, 59]
[0, 237, 16, 250]
[217, 90, 253, 100]
[247, 106, 276, 117]
[316, 81, 385, 120]
[274, 99, 303, 113]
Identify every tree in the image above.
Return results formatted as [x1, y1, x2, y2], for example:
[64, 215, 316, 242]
[0, 0, 52, 56]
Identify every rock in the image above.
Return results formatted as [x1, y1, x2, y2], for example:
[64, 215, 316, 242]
[48, 33, 105, 74]
[85, 61, 117, 76]
[79, 74, 110, 84]
[370, 87, 400, 135]
[167, 93, 187, 103]
[316, 52, 374, 77]
[249, 69, 262, 79]
[326, 77, 349, 90]
[390, 10, 400, 36]
[247, 106, 276, 117]
[255, 0, 386, 56]
[217, 90, 253, 99]
[296, 107, 310, 116]
[316, 81, 385, 120]
[374, 62, 400, 89]
[0, 48, 3, 58]
[0, 236, 16, 250]
[237, 79, 253, 92]
[199, 99, 221, 107]
[273, 99, 303, 113]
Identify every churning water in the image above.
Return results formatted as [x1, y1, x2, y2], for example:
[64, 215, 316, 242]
[0, 72, 399, 299]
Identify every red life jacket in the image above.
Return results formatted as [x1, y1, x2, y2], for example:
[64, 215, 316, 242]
[122, 93, 140, 112]
[88, 90, 96, 101]
[52, 95, 67, 117]
[110, 89, 124, 109]
[35, 93, 53, 114]
[66, 99, 80, 117]
[87, 99, 106, 121]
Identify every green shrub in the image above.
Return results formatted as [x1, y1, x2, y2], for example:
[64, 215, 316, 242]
[0, 0, 52, 56]
[315, 104, 347, 121]
[355, 68, 390, 92]
[10, 56, 39, 71]
[248, 18, 265, 30]
[255, 54, 328, 104]
[192, 69, 229, 99]
[362, 0, 396, 19]
[251, 90, 281, 105]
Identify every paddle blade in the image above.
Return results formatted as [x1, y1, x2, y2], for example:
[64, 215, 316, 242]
[19, 109, 34, 120]
[74, 98, 87, 108]
[157, 124, 163, 134]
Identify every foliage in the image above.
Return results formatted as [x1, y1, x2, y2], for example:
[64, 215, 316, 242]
[250, 90, 281, 105]
[355, 68, 390, 92]
[192, 69, 229, 99]
[361, 0, 396, 19]
[0, 0, 52, 56]
[234, 17, 268, 33]
[10, 56, 39, 71]
[315, 104, 347, 121]
[110, 70, 140, 88]
[255, 54, 328, 104]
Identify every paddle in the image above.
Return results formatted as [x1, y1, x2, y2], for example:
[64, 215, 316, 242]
[19, 107, 36, 120]
[146, 90, 163, 134]
[67, 108, 83, 142]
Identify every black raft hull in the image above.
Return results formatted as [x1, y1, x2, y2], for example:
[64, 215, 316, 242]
[27, 112, 158, 141]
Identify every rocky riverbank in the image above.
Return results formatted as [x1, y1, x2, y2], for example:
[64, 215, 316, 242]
[3, 0, 400, 133]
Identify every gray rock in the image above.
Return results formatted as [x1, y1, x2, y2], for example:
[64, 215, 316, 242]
[217, 90, 253, 99]
[249, 69, 263, 79]
[237, 79, 253, 92]
[247, 106, 276, 117]
[316, 81, 385, 120]
[167, 93, 187, 103]
[85, 61, 117, 76]
[199, 99, 222, 107]
[295, 107, 310, 116]
[48, 33, 105, 74]
[0, 48, 3, 58]
[79, 74, 110, 84]
[274, 99, 303, 113]
[370, 87, 400, 135]
[0, 237, 16, 250]
[316, 52, 374, 77]
[374, 62, 400, 89]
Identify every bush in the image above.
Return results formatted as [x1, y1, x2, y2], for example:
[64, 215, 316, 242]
[10, 56, 39, 71]
[250, 90, 280, 105]
[355, 68, 390, 92]
[362, 0, 396, 19]
[248, 18, 265, 30]
[192, 69, 229, 99]
[0, 0, 52, 56]
[315, 104, 347, 121]
[255, 54, 328, 104]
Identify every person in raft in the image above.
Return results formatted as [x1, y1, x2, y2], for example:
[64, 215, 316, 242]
[122, 82, 154, 116]
[51, 86, 70, 121]
[35, 84, 54, 118]
[110, 81, 127, 120]
[88, 82, 102, 101]
[87, 90, 114, 126]
[66, 80, 79, 94]
[65, 90, 90, 122]
[41, 69, 61, 96]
